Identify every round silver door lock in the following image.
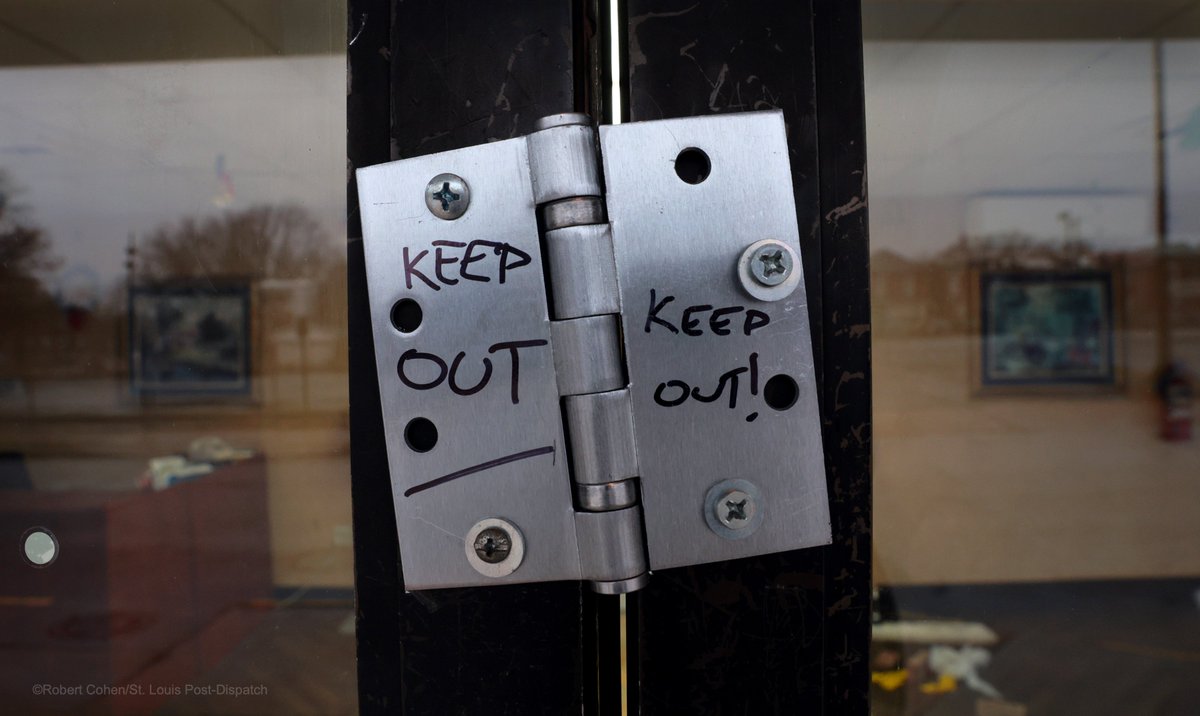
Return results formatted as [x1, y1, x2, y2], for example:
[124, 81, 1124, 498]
[737, 239, 801, 302]
[21, 526, 59, 568]
[425, 173, 470, 220]
[704, 479, 764, 540]
[464, 517, 525, 577]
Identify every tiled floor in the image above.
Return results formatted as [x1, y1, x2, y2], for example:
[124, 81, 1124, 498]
[874, 579, 1200, 716]
[157, 604, 357, 716]
[138, 578, 1200, 715]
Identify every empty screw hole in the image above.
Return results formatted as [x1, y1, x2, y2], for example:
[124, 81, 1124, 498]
[674, 147, 711, 184]
[404, 417, 438, 452]
[391, 298, 423, 334]
[763, 374, 799, 411]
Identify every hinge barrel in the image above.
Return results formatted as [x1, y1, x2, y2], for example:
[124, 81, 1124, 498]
[549, 316, 625, 395]
[356, 110, 830, 592]
[562, 390, 638, 486]
[529, 114, 650, 595]
[527, 118, 601, 204]
[545, 224, 620, 318]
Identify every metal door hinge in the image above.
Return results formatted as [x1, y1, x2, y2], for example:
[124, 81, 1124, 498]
[356, 110, 830, 593]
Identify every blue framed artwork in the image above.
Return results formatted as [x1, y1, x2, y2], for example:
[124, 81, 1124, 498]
[129, 284, 252, 397]
[980, 270, 1118, 389]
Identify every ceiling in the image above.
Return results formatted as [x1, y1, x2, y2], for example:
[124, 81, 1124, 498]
[864, 0, 1200, 40]
[0, 0, 343, 66]
[4, 1, 1197, 67]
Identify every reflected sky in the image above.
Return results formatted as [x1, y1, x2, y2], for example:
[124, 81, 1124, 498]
[0, 55, 344, 286]
[865, 40, 1200, 255]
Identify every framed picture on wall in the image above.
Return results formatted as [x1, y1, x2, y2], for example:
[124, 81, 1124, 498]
[129, 284, 252, 397]
[977, 269, 1122, 391]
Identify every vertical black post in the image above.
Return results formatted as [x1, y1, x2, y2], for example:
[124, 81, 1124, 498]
[812, 2, 872, 713]
[347, 1, 399, 713]
[622, 0, 871, 712]
[347, 1, 596, 714]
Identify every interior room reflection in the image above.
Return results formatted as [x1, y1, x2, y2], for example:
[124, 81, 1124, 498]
[0, 28, 356, 714]
[864, 9, 1200, 715]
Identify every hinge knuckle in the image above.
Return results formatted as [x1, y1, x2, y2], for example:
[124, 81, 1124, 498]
[575, 507, 649, 584]
[549, 316, 625, 396]
[542, 196, 606, 232]
[528, 116, 650, 593]
[527, 123, 601, 205]
[575, 479, 639, 512]
[545, 224, 620, 319]
[563, 390, 638, 486]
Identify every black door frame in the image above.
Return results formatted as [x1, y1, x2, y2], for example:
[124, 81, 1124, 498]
[347, 2, 870, 712]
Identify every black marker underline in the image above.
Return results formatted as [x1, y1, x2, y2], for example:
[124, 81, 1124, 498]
[403, 445, 556, 498]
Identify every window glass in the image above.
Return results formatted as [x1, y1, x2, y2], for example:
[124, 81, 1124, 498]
[0, 4, 355, 714]
[865, 4, 1200, 714]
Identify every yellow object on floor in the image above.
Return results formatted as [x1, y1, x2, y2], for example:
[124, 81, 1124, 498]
[921, 674, 958, 694]
[871, 669, 909, 691]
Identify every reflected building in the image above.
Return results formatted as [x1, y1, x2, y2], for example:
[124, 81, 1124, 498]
[865, 5, 1200, 714]
[0, 8, 354, 715]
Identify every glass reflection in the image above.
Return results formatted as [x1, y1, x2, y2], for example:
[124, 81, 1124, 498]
[867, 27, 1200, 716]
[0, 26, 353, 716]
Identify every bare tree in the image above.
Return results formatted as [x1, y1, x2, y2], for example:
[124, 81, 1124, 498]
[0, 168, 58, 283]
[0, 169, 61, 370]
[139, 204, 337, 282]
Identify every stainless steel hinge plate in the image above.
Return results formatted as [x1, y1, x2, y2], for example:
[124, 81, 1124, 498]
[602, 112, 830, 571]
[356, 110, 830, 591]
[357, 137, 583, 590]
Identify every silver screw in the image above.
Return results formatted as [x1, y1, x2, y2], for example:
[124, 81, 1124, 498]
[425, 173, 470, 220]
[464, 518, 525, 577]
[471, 526, 512, 564]
[715, 489, 755, 529]
[704, 479, 763, 540]
[749, 242, 793, 286]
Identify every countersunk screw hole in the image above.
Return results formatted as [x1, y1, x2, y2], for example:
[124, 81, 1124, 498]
[763, 374, 799, 411]
[674, 147, 711, 184]
[391, 298, 423, 334]
[404, 417, 438, 452]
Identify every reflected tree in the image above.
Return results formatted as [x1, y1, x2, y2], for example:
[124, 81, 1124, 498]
[0, 170, 65, 391]
[0, 169, 59, 286]
[139, 203, 336, 282]
[137, 204, 347, 382]
[0, 170, 60, 354]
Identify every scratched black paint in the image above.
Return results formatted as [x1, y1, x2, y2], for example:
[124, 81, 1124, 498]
[625, 1, 871, 715]
[351, 2, 588, 713]
[353, 0, 868, 713]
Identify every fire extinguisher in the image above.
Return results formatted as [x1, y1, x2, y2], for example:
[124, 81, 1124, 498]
[1157, 363, 1194, 442]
